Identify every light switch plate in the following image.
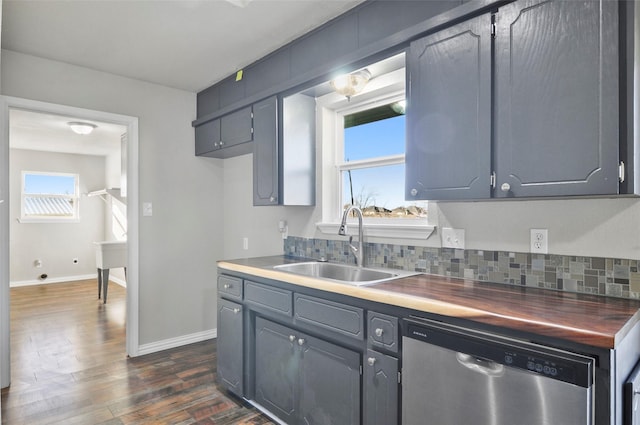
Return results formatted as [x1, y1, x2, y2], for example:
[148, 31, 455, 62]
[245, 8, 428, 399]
[143, 202, 153, 217]
[442, 227, 465, 249]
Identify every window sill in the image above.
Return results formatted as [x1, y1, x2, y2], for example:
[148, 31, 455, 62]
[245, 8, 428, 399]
[316, 222, 436, 240]
[18, 217, 80, 224]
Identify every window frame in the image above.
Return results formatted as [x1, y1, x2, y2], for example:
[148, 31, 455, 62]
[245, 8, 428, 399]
[316, 85, 435, 240]
[20, 171, 80, 223]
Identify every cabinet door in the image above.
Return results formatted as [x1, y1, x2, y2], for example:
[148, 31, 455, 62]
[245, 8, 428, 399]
[494, 0, 619, 197]
[364, 349, 399, 425]
[217, 298, 243, 396]
[406, 13, 492, 200]
[253, 96, 279, 206]
[194, 119, 221, 156]
[220, 106, 253, 148]
[254, 317, 298, 424]
[298, 332, 361, 425]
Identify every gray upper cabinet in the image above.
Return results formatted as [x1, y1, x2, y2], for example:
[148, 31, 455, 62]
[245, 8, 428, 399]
[406, 0, 621, 200]
[406, 13, 492, 200]
[194, 118, 221, 156]
[253, 96, 279, 205]
[494, 0, 619, 197]
[220, 106, 253, 148]
[253, 93, 315, 206]
[290, 14, 358, 77]
[195, 106, 254, 159]
[219, 75, 246, 109]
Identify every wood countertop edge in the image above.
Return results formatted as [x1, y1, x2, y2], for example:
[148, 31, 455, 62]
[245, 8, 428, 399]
[217, 260, 624, 349]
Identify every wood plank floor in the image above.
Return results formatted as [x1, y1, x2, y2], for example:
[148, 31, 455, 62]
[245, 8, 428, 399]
[1, 279, 274, 424]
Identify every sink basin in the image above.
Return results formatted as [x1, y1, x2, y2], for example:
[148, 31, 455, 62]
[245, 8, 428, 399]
[94, 241, 127, 269]
[273, 261, 416, 286]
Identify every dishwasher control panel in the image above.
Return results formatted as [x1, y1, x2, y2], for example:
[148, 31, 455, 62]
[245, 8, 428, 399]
[406, 319, 594, 388]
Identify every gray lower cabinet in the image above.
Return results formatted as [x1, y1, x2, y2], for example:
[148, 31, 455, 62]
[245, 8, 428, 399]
[364, 349, 399, 425]
[254, 316, 361, 425]
[217, 298, 243, 396]
[406, 0, 621, 200]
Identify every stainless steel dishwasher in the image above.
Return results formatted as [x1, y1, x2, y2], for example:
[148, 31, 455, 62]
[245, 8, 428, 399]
[402, 317, 595, 425]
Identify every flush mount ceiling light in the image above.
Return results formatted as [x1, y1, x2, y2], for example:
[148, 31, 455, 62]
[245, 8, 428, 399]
[68, 122, 97, 135]
[330, 69, 372, 101]
[391, 100, 407, 114]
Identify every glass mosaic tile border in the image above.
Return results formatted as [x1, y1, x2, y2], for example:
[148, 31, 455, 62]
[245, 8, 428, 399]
[284, 236, 640, 300]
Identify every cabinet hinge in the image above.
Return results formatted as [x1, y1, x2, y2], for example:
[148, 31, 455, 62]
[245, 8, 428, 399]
[398, 371, 402, 384]
[490, 171, 496, 189]
[251, 127, 254, 134]
[491, 23, 496, 37]
[619, 161, 625, 183]
[360, 365, 363, 376]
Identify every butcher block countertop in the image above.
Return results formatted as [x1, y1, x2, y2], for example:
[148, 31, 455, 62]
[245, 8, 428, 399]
[218, 256, 640, 349]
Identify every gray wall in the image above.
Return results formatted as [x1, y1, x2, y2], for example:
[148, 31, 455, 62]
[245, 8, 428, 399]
[9, 149, 105, 283]
[1, 49, 224, 345]
[223, 156, 640, 263]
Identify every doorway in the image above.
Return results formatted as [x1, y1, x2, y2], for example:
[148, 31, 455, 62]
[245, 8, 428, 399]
[0, 96, 140, 388]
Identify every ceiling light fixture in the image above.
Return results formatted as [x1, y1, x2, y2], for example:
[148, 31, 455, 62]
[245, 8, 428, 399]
[330, 69, 372, 101]
[68, 122, 97, 135]
[391, 100, 407, 114]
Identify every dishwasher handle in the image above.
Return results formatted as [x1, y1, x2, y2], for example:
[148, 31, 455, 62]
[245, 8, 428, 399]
[456, 352, 505, 377]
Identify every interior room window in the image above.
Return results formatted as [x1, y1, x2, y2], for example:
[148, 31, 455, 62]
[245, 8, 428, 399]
[339, 100, 427, 219]
[21, 171, 80, 222]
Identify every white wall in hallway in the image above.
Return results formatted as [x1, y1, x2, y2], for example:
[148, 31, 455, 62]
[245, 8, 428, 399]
[2, 49, 223, 346]
[9, 149, 106, 283]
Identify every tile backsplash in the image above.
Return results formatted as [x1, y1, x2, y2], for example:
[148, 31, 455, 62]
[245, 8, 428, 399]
[284, 236, 640, 300]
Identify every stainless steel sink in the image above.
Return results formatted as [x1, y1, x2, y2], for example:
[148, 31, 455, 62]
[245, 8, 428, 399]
[273, 261, 417, 286]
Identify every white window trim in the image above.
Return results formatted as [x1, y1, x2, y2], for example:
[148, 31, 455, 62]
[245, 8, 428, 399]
[19, 171, 80, 223]
[315, 80, 435, 240]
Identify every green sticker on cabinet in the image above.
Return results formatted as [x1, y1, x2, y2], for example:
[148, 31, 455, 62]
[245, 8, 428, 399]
[236, 70, 243, 81]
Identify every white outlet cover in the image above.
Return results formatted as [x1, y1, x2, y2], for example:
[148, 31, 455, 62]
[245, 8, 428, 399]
[530, 228, 548, 254]
[442, 227, 465, 249]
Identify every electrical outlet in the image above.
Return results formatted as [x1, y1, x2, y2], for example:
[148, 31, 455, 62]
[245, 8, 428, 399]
[442, 228, 465, 249]
[530, 229, 548, 254]
[243, 237, 249, 250]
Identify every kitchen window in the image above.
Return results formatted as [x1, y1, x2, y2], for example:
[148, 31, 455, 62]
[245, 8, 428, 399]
[340, 100, 427, 220]
[20, 171, 80, 222]
[316, 67, 434, 240]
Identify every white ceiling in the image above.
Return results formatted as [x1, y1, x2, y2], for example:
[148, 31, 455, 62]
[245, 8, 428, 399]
[10, 109, 127, 156]
[3, 0, 364, 154]
[2, 0, 365, 93]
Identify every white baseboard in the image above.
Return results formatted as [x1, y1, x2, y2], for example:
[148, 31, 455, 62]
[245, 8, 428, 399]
[10, 273, 127, 288]
[10, 274, 97, 287]
[137, 329, 217, 357]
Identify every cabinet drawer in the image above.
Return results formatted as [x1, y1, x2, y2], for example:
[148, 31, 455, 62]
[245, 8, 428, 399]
[368, 311, 398, 353]
[294, 293, 364, 340]
[244, 280, 292, 317]
[218, 275, 243, 300]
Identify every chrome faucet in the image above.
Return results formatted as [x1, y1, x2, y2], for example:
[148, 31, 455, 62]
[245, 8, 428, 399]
[339, 206, 364, 267]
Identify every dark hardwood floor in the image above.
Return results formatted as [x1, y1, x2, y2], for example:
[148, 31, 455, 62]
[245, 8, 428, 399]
[1, 279, 274, 424]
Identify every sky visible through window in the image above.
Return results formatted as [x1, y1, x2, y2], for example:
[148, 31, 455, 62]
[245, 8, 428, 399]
[343, 115, 407, 210]
[24, 173, 76, 195]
